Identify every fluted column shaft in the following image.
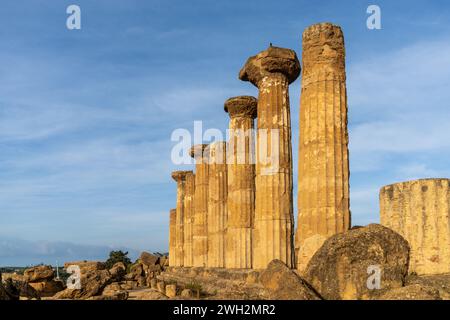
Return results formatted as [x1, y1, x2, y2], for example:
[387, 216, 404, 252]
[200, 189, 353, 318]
[191, 144, 209, 267]
[168, 209, 177, 267]
[171, 170, 191, 266]
[183, 172, 195, 267]
[255, 74, 294, 269]
[295, 23, 351, 271]
[380, 179, 450, 275]
[225, 96, 257, 269]
[207, 142, 227, 268]
[239, 46, 300, 269]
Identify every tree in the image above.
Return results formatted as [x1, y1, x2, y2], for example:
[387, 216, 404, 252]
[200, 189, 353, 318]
[105, 250, 131, 269]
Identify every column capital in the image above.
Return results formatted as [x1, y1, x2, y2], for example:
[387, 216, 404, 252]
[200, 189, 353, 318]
[239, 45, 300, 87]
[302, 23, 346, 85]
[189, 144, 209, 161]
[171, 170, 192, 182]
[224, 96, 257, 119]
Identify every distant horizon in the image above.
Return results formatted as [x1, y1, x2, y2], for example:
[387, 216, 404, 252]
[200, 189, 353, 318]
[1, 1, 450, 265]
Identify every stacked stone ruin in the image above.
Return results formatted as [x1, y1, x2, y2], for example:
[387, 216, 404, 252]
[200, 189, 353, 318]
[168, 22, 450, 274]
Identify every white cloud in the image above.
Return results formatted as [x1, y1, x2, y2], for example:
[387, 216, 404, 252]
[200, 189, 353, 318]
[347, 36, 450, 226]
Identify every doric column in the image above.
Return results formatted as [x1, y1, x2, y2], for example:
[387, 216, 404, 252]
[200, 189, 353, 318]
[295, 23, 351, 272]
[380, 178, 450, 275]
[239, 46, 300, 269]
[183, 171, 195, 267]
[168, 208, 177, 267]
[206, 141, 227, 268]
[224, 96, 257, 269]
[190, 144, 209, 267]
[171, 170, 191, 267]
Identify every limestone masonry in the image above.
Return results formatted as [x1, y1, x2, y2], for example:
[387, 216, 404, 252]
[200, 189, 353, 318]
[171, 170, 191, 267]
[239, 45, 300, 269]
[190, 144, 209, 267]
[380, 178, 450, 275]
[183, 171, 195, 267]
[168, 209, 176, 267]
[295, 23, 351, 271]
[206, 141, 228, 268]
[225, 96, 257, 269]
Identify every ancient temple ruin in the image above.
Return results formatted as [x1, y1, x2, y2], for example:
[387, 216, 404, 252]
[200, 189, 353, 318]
[380, 178, 450, 275]
[167, 22, 449, 274]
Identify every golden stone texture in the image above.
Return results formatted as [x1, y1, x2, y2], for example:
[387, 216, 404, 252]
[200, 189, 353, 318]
[171, 170, 192, 267]
[190, 144, 209, 267]
[295, 23, 351, 272]
[206, 141, 228, 267]
[183, 171, 195, 267]
[224, 96, 257, 268]
[380, 178, 450, 275]
[168, 209, 177, 267]
[240, 46, 300, 269]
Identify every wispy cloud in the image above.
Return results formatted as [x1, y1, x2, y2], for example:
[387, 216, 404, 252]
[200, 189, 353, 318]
[347, 36, 450, 226]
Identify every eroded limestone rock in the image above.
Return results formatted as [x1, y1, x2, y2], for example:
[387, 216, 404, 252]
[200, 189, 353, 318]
[304, 224, 410, 300]
[259, 260, 320, 300]
[380, 178, 450, 275]
[377, 284, 441, 300]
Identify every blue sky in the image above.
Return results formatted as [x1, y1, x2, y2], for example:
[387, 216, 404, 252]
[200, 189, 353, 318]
[0, 0, 449, 266]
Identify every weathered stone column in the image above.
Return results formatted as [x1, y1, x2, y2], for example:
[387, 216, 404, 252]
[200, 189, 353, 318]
[190, 144, 209, 267]
[171, 170, 191, 267]
[206, 141, 227, 268]
[239, 46, 300, 269]
[380, 178, 450, 275]
[183, 171, 195, 267]
[295, 23, 351, 272]
[169, 208, 177, 267]
[224, 96, 257, 269]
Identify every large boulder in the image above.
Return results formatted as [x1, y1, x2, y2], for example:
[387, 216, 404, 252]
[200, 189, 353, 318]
[304, 224, 410, 300]
[101, 282, 128, 300]
[109, 262, 126, 281]
[64, 261, 106, 273]
[377, 284, 441, 300]
[128, 289, 168, 300]
[53, 268, 112, 299]
[1, 273, 17, 300]
[140, 252, 159, 266]
[29, 280, 64, 297]
[23, 265, 54, 283]
[259, 260, 321, 300]
[406, 273, 450, 300]
[0, 277, 40, 300]
[125, 262, 145, 283]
